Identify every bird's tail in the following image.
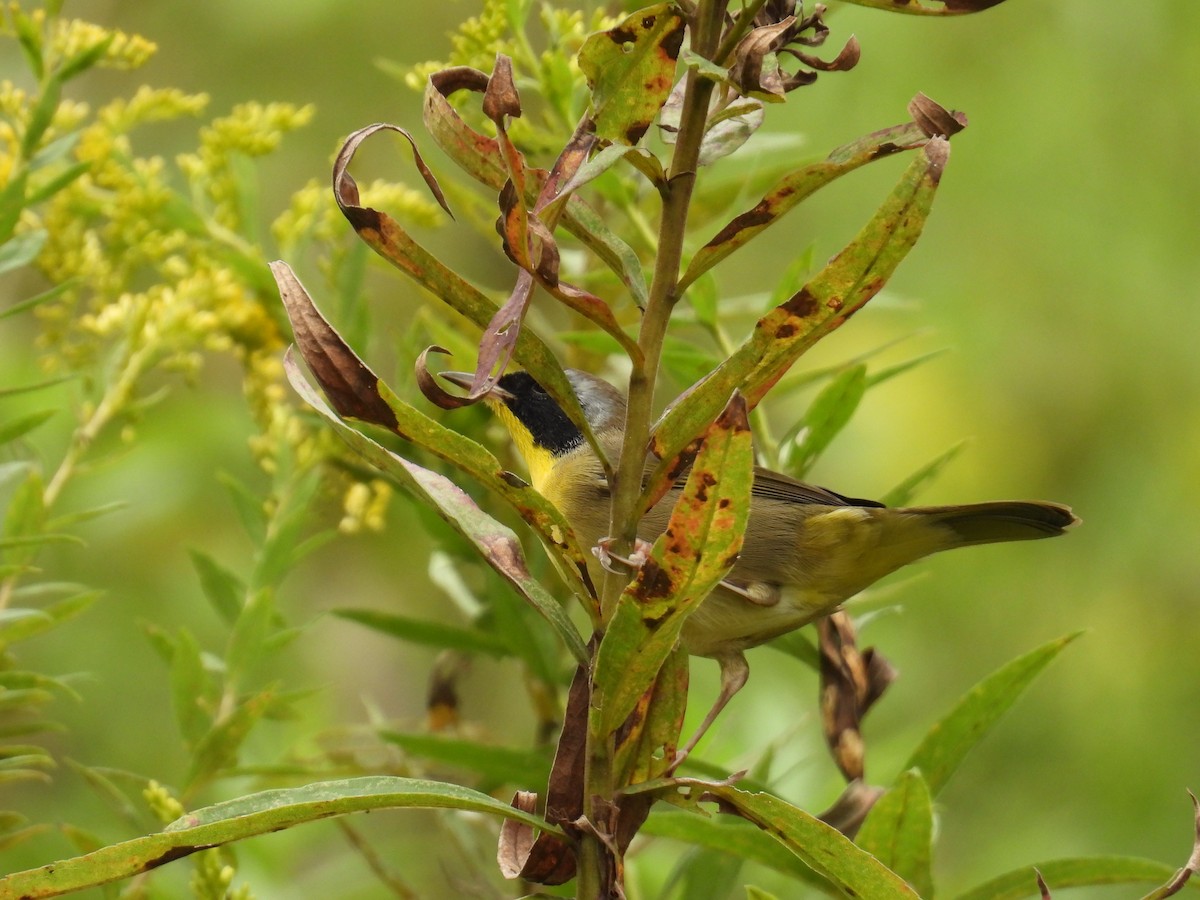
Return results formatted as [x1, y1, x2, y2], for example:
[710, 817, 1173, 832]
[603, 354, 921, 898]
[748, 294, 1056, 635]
[910, 501, 1079, 548]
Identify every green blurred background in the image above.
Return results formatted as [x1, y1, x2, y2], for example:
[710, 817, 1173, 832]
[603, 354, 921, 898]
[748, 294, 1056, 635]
[2, 0, 1198, 896]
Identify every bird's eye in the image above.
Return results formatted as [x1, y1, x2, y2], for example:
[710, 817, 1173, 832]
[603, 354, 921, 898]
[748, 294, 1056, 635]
[532, 385, 548, 399]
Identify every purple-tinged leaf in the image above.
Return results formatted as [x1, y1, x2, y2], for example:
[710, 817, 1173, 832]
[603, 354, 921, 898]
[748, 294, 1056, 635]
[838, 0, 1007, 14]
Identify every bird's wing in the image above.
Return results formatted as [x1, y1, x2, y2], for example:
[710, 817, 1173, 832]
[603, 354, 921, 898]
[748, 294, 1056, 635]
[749, 467, 886, 509]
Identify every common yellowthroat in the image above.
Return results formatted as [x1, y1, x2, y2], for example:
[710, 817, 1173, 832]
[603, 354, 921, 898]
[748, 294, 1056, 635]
[444, 368, 1078, 752]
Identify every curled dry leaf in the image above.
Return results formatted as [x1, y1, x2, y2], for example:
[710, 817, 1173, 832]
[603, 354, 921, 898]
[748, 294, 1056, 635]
[818, 612, 897, 783]
[908, 91, 968, 138]
[728, 3, 859, 98]
[333, 123, 452, 222]
[414, 345, 478, 410]
[482, 53, 522, 124]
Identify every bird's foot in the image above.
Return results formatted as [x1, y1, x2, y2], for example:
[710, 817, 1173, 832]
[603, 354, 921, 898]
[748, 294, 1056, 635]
[592, 536, 654, 575]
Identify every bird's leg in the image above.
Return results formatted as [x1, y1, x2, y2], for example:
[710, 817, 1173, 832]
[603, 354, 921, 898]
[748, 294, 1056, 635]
[671, 650, 749, 771]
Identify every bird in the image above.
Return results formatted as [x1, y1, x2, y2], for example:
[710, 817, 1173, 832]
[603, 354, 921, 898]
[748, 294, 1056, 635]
[441, 367, 1079, 758]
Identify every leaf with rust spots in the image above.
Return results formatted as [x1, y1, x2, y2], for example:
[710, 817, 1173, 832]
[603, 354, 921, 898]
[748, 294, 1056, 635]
[681, 105, 965, 289]
[613, 644, 689, 787]
[423, 73, 648, 307]
[836, 0, 1006, 15]
[578, 4, 686, 146]
[593, 393, 753, 738]
[647, 138, 951, 502]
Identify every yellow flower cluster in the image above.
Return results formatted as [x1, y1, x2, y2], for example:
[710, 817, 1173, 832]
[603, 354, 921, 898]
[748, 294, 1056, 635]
[177, 101, 314, 231]
[49, 15, 156, 70]
[339, 478, 394, 534]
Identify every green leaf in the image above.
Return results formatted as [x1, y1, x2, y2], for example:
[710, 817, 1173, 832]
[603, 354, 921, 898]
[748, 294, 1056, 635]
[954, 857, 1200, 900]
[656, 782, 919, 897]
[331, 608, 509, 657]
[226, 588, 275, 683]
[0, 777, 557, 898]
[649, 139, 951, 497]
[0, 670, 82, 703]
[0, 411, 54, 448]
[57, 34, 114, 81]
[880, 441, 966, 507]
[905, 632, 1081, 797]
[0, 609, 54, 645]
[169, 628, 211, 747]
[594, 392, 753, 735]
[185, 685, 277, 791]
[641, 809, 825, 887]
[856, 769, 934, 897]
[47, 501, 127, 531]
[766, 628, 820, 671]
[379, 732, 552, 788]
[283, 352, 588, 665]
[0, 280, 76, 321]
[745, 887, 782, 900]
[217, 471, 267, 544]
[780, 364, 867, 479]
[578, 4, 686, 145]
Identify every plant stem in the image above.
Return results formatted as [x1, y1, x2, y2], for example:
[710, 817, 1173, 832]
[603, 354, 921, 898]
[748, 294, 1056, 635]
[578, 3, 729, 898]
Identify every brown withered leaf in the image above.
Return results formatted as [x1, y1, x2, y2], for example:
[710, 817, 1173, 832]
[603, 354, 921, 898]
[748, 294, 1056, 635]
[333, 123, 452, 222]
[482, 54, 522, 124]
[498, 655, 591, 885]
[728, 4, 858, 98]
[272, 261, 398, 429]
[817, 612, 897, 782]
[414, 345, 479, 410]
[1147, 791, 1200, 898]
[908, 92, 967, 138]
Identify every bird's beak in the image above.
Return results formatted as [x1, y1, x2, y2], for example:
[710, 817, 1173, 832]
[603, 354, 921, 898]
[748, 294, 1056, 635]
[439, 371, 515, 401]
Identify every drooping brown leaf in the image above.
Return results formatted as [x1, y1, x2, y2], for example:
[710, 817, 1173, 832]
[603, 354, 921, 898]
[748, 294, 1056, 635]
[497, 655, 591, 885]
[908, 91, 968, 138]
[818, 612, 897, 782]
[482, 53, 522, 124]
[273, 261, 398, 429]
